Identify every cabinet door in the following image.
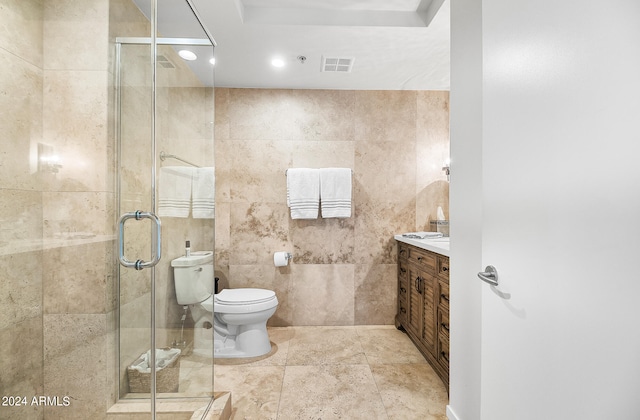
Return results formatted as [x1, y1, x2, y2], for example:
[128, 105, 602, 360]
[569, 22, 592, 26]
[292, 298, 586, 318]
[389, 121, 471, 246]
[420, 269, 437, 356]
[407, 264, 423, 338]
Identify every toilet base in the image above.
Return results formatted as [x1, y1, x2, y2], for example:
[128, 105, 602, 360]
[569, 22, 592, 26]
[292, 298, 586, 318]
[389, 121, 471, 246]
[191, 315, 274, 359]
[213, 321, 272, 358]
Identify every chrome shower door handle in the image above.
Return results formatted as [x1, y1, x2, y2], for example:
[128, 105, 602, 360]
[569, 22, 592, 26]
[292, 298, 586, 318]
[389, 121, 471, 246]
[477, 265, 499, 286]
[118, 210, 162, 270]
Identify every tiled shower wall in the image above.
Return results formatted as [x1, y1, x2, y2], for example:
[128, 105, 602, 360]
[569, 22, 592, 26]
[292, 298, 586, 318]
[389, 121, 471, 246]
[0, 0, 46, 419]
[214, 88, 449, 326]
[1, 0, 118, 419]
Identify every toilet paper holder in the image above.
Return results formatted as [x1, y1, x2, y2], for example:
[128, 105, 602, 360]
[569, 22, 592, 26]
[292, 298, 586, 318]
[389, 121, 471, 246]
[273, 251, 293, 267]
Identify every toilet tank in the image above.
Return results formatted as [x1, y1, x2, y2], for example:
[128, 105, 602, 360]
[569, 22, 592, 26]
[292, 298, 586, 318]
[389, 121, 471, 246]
[171, 251, 214, 305]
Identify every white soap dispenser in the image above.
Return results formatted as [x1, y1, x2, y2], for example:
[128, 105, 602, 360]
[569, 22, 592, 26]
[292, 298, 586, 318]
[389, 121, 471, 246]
[185, 240, 191, 257]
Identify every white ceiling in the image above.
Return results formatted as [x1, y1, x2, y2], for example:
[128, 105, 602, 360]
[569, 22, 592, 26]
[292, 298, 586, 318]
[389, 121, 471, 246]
[143, 0, 450, 91]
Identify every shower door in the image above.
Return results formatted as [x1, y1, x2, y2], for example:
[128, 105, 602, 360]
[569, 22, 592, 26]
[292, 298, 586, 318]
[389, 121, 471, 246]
[115, 0, 215, 414]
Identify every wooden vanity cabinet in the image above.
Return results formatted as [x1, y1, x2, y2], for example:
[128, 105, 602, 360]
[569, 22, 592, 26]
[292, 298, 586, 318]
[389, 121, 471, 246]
[396, 242, 450, 391]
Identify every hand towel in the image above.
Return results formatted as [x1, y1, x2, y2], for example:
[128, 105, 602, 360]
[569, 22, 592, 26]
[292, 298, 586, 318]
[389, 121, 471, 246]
[287, 168, 320, 219]
[158, 166, 193, 218]
[402, 232, 444, 239]
[319, 168, 352, 218]
[192, 167, 215, 219]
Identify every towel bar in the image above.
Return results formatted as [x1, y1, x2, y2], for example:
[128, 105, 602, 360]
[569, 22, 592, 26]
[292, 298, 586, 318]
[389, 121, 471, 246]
[160, 151, 200, 168]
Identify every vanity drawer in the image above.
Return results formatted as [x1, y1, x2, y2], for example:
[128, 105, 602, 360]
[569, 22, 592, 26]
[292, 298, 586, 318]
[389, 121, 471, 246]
[398, 259, 409, 280]
[438, 256, 450, 280]
[438, 335, 450, 371]
[438, 308, 450, 339]
[408, 248, 436, 271]
[439, 281, 450, 309]
[397, 300, 408, 324]
[397, 279, 408, 325]
[398, 277, 409, 303]
[398, 243, 409, 260]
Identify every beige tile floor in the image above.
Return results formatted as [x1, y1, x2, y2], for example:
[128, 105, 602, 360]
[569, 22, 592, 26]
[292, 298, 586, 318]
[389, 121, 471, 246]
[211, 325, 449, 420]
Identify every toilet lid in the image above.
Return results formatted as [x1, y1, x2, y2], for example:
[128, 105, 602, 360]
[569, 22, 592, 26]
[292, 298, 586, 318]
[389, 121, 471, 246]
[215, 288, 276, 305]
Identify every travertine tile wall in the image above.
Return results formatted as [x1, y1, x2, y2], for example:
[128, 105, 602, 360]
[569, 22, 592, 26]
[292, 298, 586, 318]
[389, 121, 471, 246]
[0, 1, 45, 418]
[215, 88, 449, 326]
[41, 1, 117, 419]
[0, 0, 117, 419]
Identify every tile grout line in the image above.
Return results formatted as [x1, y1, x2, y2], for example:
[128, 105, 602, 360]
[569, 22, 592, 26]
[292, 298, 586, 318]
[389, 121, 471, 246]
[274, 326, 293, 419]
[355, 326, 392, 420]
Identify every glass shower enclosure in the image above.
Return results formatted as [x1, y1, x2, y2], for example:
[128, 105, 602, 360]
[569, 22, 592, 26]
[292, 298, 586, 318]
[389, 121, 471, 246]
[115, 0, 216, 416]
[0, 0, 215, 419]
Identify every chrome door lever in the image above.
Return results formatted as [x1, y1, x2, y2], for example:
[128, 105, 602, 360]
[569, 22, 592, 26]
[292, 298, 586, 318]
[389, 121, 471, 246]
[477, 265, 498, 286]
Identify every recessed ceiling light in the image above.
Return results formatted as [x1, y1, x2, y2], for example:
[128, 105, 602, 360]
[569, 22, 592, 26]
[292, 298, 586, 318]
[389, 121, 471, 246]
[178, 50, 197, 61]
[271, 58, 285, 68]
[209, 57, 216, 66]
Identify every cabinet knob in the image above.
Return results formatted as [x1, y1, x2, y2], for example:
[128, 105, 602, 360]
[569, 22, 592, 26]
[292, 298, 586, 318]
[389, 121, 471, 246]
[400, 307, 406, 313]
[442, 266, 449, 272]
[400, 267, 407, 273]
[400, 287, 406, 294]
[441, 323, 450, 332]
[441, 294, 449, 302]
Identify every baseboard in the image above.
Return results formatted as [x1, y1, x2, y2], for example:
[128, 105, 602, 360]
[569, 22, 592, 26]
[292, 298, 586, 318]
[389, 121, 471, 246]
[446, 405, 460, 420]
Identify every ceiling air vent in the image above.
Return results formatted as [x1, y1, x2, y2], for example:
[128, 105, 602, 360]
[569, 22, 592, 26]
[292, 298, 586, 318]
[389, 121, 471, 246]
[321, 56, 354, 73]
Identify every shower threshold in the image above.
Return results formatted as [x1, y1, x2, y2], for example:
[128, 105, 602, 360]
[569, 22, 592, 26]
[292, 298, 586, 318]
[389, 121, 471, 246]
[106, 393, 231, 420]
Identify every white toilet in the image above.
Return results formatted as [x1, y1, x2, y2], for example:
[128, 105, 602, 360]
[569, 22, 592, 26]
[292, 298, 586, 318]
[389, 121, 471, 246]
[171, 251, 278, 358]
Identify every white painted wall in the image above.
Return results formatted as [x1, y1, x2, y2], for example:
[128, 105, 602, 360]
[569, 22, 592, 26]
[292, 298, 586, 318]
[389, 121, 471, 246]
[448, 0, 482, 418]
[450, 1, 640, 419]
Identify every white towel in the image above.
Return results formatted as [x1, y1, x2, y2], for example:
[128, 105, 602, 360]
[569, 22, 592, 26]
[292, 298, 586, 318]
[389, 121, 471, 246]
[287, 168, 320, 219]
[192, 167, 215, 219]
[158, 166, 193, 218]
[402, 232, 443, 239]
[319, 168, 352, 218]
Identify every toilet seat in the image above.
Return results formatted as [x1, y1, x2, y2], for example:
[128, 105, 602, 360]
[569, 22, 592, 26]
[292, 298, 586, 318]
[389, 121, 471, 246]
[217, 288, 276, 304]
[214, 288, 278, 313]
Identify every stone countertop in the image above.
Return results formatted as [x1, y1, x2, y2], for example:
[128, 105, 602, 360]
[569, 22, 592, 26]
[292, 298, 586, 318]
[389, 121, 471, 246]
[394, 234, 450, 257]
